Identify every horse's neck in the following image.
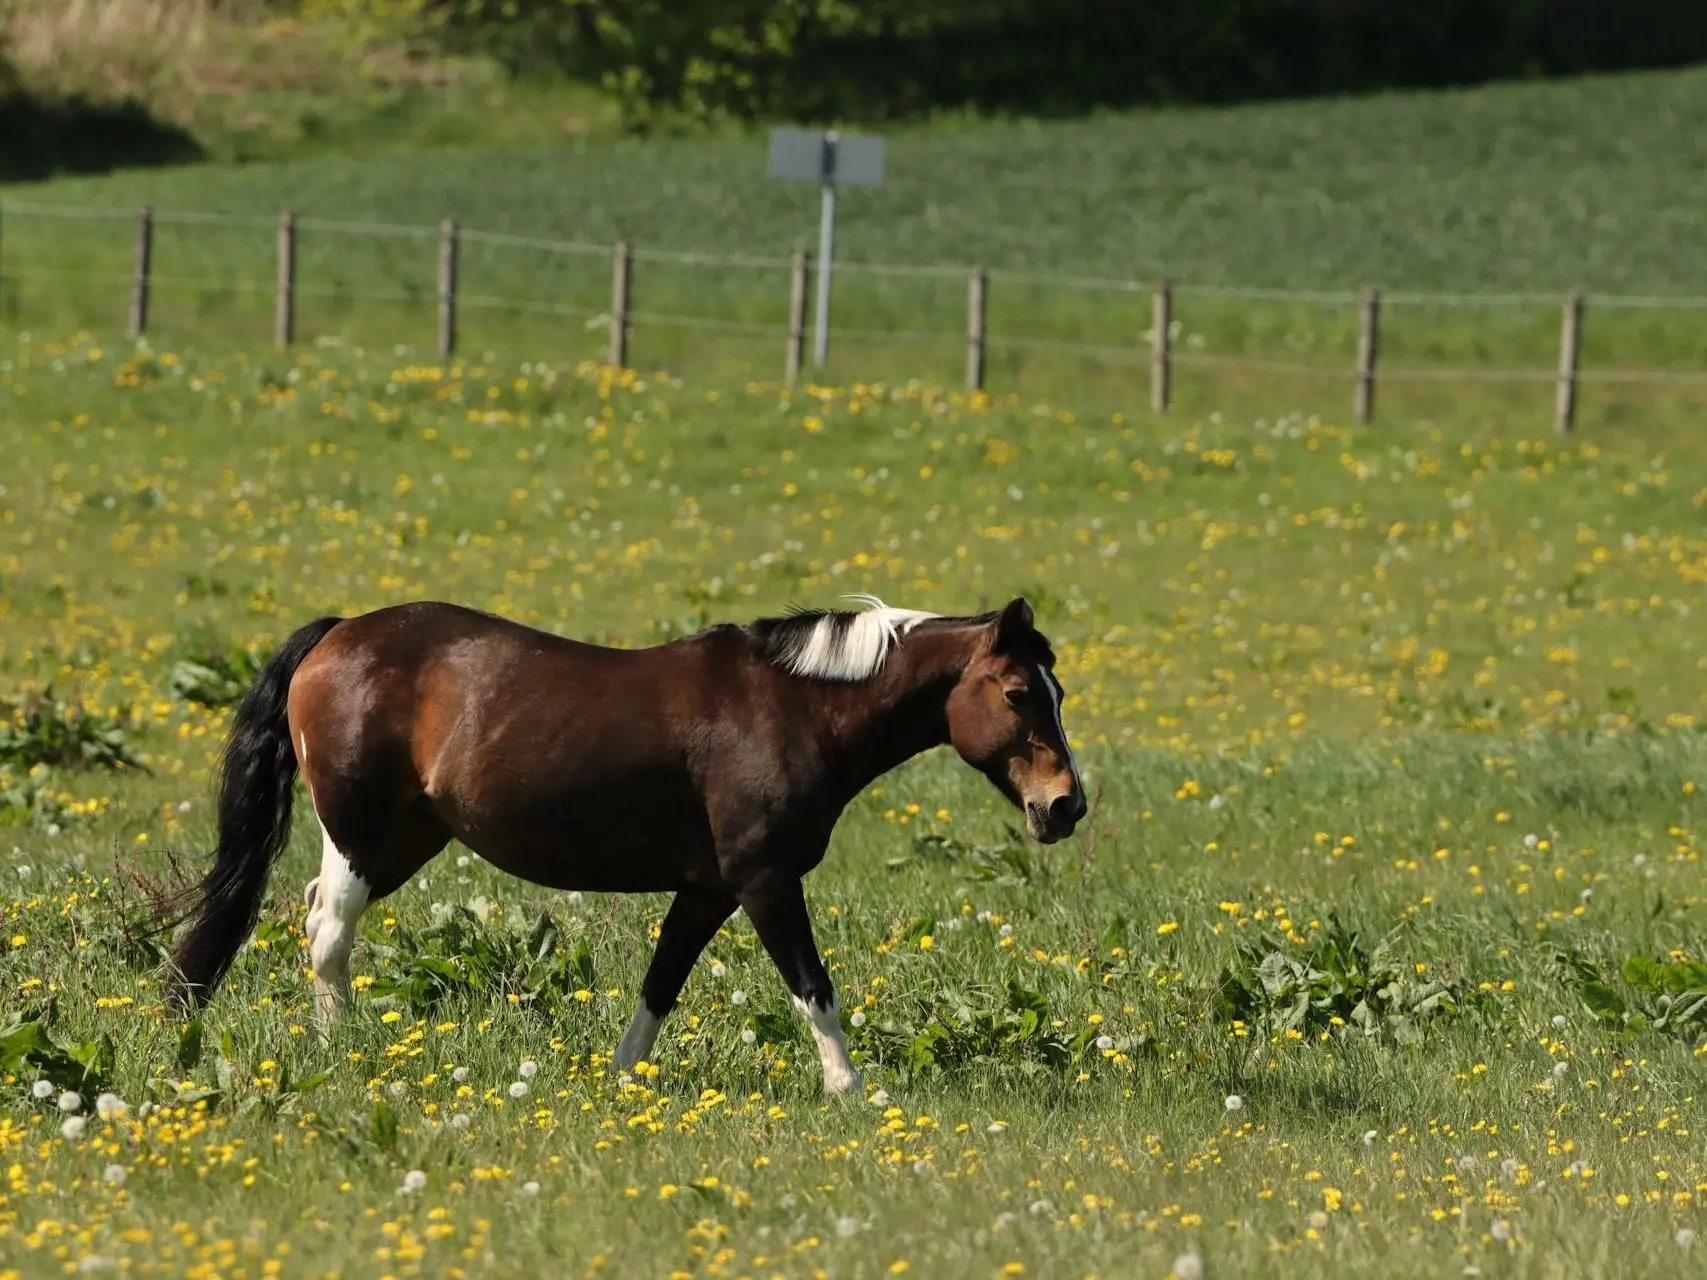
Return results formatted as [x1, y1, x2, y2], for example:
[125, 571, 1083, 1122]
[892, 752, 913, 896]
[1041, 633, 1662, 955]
[822, 626, 971, 797]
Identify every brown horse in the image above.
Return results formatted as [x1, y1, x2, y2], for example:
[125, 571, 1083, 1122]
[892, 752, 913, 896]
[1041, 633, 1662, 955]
[160, 594, 1085, 1094]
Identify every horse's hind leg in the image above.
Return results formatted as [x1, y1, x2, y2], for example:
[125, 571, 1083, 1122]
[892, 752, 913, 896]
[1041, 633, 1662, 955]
[305, 795, 450, 1033]
[305, 816, 369, 1030]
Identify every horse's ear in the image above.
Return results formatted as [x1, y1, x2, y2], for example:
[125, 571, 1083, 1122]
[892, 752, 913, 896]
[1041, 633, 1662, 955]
[994, 596, 1034, 650]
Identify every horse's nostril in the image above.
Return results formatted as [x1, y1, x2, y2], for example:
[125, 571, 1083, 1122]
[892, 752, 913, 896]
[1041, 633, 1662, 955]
[1049, 793, 1085, 828]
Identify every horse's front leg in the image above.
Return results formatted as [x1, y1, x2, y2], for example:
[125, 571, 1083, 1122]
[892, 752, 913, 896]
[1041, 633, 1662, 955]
[737, 871, 861, 1096]
[613, 887, 736, 1071]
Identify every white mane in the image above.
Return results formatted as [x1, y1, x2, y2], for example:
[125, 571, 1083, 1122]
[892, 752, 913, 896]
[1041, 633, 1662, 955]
[773, 593, 939, 681]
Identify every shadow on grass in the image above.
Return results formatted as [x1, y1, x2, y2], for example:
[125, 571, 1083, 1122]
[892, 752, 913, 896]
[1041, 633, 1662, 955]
[0, 93, 201, 182]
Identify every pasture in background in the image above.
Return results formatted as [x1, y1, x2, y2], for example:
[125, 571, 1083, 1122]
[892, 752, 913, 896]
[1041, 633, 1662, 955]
[1, 336, 1706, 1275]
[4, 66, 1707, 435]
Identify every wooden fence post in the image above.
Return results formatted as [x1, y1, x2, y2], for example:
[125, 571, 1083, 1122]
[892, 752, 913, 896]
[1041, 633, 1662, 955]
[965, 266, 988, 392]
[1151, 278, 1171, 412]
[1555, 291, 1583, 436]
[785, 249, 809, 385]
[1354, 288, 1380, 426]
[609, 239, 632, 368]
[275, 212, 296, 350]
[436, 220, 459, 360]
[128, 206, 153, 338]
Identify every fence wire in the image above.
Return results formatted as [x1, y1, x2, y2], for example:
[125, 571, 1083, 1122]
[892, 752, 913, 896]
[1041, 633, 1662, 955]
[2, 198, 1705, 403]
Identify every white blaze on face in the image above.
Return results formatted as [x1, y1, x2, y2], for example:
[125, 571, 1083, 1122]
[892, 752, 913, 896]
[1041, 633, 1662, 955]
[1036, 663, 1082, 800]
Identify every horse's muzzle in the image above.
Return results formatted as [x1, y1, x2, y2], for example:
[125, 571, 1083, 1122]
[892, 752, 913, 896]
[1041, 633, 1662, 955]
[1028, 792, 1087, 843]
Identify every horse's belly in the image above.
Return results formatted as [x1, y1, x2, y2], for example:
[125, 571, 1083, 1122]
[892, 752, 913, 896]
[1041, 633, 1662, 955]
[445, 781, 717, 894]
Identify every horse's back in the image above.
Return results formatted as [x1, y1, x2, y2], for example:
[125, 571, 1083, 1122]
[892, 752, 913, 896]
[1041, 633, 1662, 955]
[284, 601, 740, 891]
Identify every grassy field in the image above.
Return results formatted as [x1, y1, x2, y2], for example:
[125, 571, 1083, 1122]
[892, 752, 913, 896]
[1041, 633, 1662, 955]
[4, 68, 1706, 424]
[1, 331, 1706, 1277]
[1, 0, 616, 171]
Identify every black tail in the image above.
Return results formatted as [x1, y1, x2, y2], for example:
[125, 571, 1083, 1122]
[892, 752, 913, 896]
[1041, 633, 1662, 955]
[160, 616, 343, 1012]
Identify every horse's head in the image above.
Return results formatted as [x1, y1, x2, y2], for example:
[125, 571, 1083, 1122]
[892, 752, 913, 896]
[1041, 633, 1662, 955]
[946, 597, 1087, 844]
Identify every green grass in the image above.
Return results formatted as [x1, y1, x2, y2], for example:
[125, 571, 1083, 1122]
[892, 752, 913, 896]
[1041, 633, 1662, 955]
[4, 68, 1707, 426]
[1, 334, 1706, 1277]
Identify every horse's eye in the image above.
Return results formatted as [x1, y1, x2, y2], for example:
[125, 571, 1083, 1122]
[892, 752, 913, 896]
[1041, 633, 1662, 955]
[1004, 687, 1031, 709]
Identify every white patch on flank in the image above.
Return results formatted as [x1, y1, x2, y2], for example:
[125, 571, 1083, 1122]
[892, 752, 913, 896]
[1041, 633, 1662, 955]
[304, 816, 370, 1034]
[793, 994, 862, 1095]
[1038, 663, 1083, 798]
[785, 594, 937, 681]
[613, 1006, 662, 1070]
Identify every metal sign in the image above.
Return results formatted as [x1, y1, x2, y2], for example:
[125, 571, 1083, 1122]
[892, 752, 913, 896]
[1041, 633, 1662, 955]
[768, 128, 886, 187]
[768, 128, 886, 367]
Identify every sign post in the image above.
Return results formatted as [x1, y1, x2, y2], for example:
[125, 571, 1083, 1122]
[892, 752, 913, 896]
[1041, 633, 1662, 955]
[769, 127, 885, 369]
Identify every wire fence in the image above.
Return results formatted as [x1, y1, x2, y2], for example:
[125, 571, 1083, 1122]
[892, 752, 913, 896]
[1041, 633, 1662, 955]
[2, 197, 1705, 430]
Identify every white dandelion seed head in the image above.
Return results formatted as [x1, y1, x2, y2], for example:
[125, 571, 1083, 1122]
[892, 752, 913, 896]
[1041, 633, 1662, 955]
[1209, 793, 1226, 810]
[986, 1121, 1007, 1134]
[95, 1093, 125, 1121]
[730, 989, 748, 1006]
[456, 855, 470, 868]
[1676, 1228, 1696, 1251]
[1523, 833, 1539, 849]
[518, 1059, 538, 1079]
[61, 1116, 86, 1140]
[58, 1091, 83, 1113]
[1501, 1158, 1519, 1181]
[31, 1079, 54, 1099]
[869, 1089, 891, 1108]
[1307, 1210, 1328, 1229]
[1170, 1251, 1204, 1280]
[401, 1169, 427, 1193]
[388, 1081, 407, 1097]
[849, 1010, 867, 1028]
[710, 962, 727, 979]
[1491, 1220, 1511, 1241]
[1029, 1199, 1053, 1217]
[508, 1080, 530, 1099]
[912, 1158, 931, 1175]
[521, 1180, 540, 1196]
[994, 1211, 1017, 1229]
[451, 1066, 470, 1083]
[999, 923, 1014, 937]
[1096, 1034, 1114, 1051]
[1553, 1061, 1569, 1077]
[1551, 1015, 1567, 1029]
[1223, 1094, 1243, 1112]
[836, 1215, 860, 1238]
[1570, 1160, 1589, 1177]
[450, 1113, 472, 1131]
[102, 1164, 126, 1186]
[780, 1193, 798, 1209]
[740, 1028, 757, 1046]
[1457, 1155, 1478, 1172]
